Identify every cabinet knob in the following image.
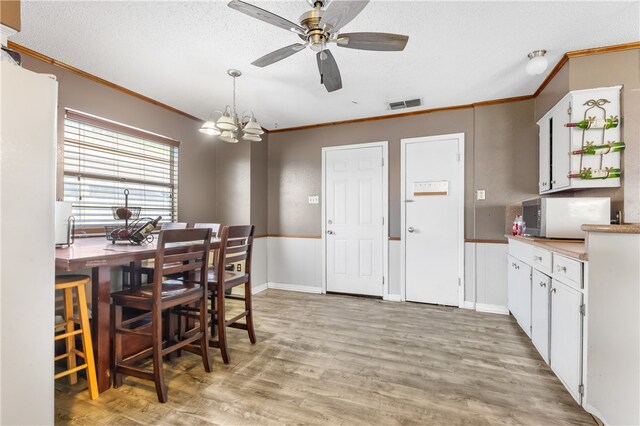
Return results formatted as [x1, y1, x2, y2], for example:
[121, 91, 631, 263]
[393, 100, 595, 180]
[551, 287, 557, 294]
[534, 255, 542, 262]
[540, 282, 546, 287]
[556, 265, 567, 273]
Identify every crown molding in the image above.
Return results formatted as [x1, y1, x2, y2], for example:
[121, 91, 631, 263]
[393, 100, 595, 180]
[7, 41, 202, 123]
[271, 41, 640, 134]
[9, 40, 639, 133]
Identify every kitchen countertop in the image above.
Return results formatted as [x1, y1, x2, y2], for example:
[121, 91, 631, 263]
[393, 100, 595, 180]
[505, 234, 588, 261]
[582, 223, 640, 234]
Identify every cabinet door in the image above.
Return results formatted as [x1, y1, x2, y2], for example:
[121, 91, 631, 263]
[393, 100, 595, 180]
[538, 118, 551, 194]
[550, 100, 572, 190]
[507, 255, 519, 318]
[517, 261, 532, 337]
[531, 270, 551, 363]
[550, 278, 583, 403]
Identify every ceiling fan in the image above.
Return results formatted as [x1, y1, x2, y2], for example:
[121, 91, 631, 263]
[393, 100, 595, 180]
[227, 0, 409, 92]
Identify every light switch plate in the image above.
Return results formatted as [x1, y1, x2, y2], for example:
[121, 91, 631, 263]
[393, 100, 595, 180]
[476, 189, 486, 200]
[308, 195, 319, 204]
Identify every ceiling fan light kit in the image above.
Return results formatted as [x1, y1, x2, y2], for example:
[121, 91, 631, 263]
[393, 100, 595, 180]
[526, 49, 548, 75]
[227, 0, 409, 92]
[200, 69, 263, 143]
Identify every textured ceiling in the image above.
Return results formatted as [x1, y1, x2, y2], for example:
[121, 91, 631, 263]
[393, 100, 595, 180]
[11, 1, 640, 130]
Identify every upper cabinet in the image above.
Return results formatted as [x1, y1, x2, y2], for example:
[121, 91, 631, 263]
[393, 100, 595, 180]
[537, 86, 622, 194]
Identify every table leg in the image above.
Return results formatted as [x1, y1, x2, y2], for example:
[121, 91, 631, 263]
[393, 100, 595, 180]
[91, 266, 112, 393]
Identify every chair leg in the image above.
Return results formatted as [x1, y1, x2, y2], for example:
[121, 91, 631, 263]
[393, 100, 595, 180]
[152, 309, 168, 403]
[199, 296, 212, 373]
[244, 282, 257, 344]
[216, 287, 230, 364]
[76, 284, 99, 400]
[112, 304, 124, 389]
[63, 287, 78, 385]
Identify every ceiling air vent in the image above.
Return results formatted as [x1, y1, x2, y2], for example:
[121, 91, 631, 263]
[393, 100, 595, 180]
[388, 98, 422, 110]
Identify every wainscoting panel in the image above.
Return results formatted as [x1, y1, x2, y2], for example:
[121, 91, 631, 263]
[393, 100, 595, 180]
[252, 237, 267, 291]
[267, 237, 322, 290]
[464, 242, 508, 315]
[388, 239, 401, 298]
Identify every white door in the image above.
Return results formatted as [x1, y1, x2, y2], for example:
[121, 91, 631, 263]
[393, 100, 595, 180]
[507, 255, 520, 317]
[324, 145, 385, 296]
[532, 270, 551, 363]
[551, 98, 572, 190]
[402, 134, 463, 306]
[550, 278, 583, 403]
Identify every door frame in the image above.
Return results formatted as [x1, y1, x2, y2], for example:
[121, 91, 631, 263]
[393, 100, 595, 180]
[321, 141, 389, 298]
[400, 133, 465, 307]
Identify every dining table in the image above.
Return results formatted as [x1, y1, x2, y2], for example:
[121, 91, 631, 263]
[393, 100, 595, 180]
[55, 235, 220, 394]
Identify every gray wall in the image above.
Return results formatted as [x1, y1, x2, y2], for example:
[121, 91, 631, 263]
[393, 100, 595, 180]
[535, 61, 570, 121]
[267, 100, 539, 240]
[250, 132, 269, 235]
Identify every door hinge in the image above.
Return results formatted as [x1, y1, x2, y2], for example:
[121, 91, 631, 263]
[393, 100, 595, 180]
[381, 157, 384, 166]
[568, 104, 572, 116]
[382, 276, 385, 285]
[458, 278, 461, 287]
[578, 384, 584, 396]
[580, 304, 586, 316]
[382, 217, 385, 225]
[456, 153, 461, 162]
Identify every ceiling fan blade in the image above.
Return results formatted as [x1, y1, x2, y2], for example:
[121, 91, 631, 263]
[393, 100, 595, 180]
[319, 0, 369, 32]
[227, 0, 306, 35]
[252, 43, 306, 67]
[316, 50, 342, 92]
[336, 32, 409, 51]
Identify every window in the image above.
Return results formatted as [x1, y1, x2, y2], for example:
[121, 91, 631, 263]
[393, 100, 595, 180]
[63, 109, 179, 231]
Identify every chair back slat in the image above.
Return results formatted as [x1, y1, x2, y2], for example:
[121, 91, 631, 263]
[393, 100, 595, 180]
[193, 223, 221, 237]
[215, 225, 255, 281]
[163, 261, 205, 277]
[161, 222, 188, 230]
[163, 248, 208, 265]
[153, 229, 211, 302]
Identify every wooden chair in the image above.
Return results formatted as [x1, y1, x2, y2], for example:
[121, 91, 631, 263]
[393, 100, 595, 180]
[121, 222, 189, 288]
[111, 228, 212, 403]
[209, 225, 257, 364]
[54, 275, 99, 400]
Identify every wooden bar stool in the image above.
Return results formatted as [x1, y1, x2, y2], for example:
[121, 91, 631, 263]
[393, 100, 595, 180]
[54, 275, 99, 400]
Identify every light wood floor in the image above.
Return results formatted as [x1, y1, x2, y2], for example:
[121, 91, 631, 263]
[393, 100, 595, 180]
[56, 290, 594, 425]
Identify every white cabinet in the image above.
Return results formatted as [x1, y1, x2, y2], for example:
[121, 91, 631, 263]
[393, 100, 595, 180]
[507, 255, 532, 337]
[550, 98, 572, 190]
[531, 270, 551, 363]
[550, 278, 584, 403]
[537, 86, 622, 194]
[508, 239, 586, 405]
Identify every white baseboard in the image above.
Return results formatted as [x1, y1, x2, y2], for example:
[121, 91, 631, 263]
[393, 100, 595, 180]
[475, 303, 509, 315]
[583, 403, 609, 426]
[463, 301, 475, 310]
[267, 282, 323, 294]
[252, 283, 268, 295]
[383, 294, 402, 302]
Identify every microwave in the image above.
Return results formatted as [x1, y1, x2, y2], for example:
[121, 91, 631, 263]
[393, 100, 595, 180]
[522, 197, 610, 239]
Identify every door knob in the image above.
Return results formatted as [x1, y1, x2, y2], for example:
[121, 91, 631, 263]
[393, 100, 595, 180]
[326, 230, 334, 235]
[407, 227, 415, 233]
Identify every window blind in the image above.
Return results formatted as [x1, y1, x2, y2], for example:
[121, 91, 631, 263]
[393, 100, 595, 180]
[63, 110, 179, 231]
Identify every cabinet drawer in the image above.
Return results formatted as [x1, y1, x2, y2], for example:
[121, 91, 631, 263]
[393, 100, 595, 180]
[552, 254, 582, 288]
[532, 247, 552, 275]
[508, 239, 533, 264]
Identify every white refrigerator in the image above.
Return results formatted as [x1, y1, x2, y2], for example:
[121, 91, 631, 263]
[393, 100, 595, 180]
[1, 60, 58, 425]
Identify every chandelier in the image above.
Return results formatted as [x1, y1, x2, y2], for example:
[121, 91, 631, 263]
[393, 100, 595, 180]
[199, 69, 264, 142]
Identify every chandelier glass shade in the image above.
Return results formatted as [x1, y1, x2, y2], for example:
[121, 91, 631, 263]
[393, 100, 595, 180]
[200, 69, 263, 142]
